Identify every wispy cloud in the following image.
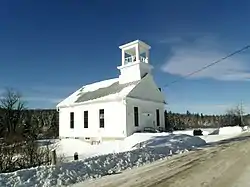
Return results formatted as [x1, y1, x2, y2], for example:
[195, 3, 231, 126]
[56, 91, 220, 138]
[161, 35, 250, 81]
[29, 85, 78, 95]
[159, 36, 183, 44]
[24, 96, 63, 104]
[0, 85, 76, 107]
[21, 85, 76, 106]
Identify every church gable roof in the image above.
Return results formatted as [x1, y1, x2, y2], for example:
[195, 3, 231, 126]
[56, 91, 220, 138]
[57, 78, 140, 107]
[75, 80, 140, 103]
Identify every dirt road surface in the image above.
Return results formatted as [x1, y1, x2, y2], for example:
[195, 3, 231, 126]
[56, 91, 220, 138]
[73, 133, 250, 187]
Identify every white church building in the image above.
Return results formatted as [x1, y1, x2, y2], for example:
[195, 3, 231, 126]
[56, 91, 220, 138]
[57, 40, 166, 140]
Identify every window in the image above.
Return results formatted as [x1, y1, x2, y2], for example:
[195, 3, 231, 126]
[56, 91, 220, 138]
[134, 107, 139, 127]
[70, 112, 74, 129]
[99, 109, 104, 128]
[84, 111, 88, 128]
[156, 109, 160, 126]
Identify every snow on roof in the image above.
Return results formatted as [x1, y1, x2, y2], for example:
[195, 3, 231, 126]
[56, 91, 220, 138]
[57, 78, 141, 108]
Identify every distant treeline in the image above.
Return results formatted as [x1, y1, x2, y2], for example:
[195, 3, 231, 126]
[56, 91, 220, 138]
[165, 110, 250, 131]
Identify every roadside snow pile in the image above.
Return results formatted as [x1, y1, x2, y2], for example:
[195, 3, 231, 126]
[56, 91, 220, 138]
[53, 126, 245, 161]
[0, 134, 206, 187]
[209, 129, 219, 135]
[54, 138, 124, 161]
[173, 128, 217, 136]
[201, 126, 244, 143]
[201, 128, 218, 135]
[54, 133, 171, 161]
[121, 132, 170, 151]
[208, 126, 243, 136]
[173, 130, 194, 136]
[172, 127, 245, 143]
[243, 126, 249, 131]
[54, 139, 94, 157]
[218, 126, 243, 135]
[133, 134, 206, 150]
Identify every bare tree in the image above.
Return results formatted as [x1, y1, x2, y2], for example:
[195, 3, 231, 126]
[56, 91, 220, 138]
[0, 88, 26, 139]
[225, 105, 243, 127]
[0, 89, 60, 173]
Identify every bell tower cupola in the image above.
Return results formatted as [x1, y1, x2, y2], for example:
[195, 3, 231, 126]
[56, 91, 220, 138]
[117, 40, 153, 84]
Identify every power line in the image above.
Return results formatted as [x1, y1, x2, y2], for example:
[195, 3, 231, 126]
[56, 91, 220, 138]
[163, 44, 250, 88]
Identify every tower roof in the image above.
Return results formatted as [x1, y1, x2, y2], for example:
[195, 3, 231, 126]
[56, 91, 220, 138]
[119, 40, 151, 50]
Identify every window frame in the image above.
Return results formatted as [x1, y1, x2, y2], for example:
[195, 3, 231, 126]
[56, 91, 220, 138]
[84, 110, 88, 128]
[134, 107, 139, 127]
[99, 109, 105, 128]
[156, 109, 160, 126]
[70, 112, 74, 129]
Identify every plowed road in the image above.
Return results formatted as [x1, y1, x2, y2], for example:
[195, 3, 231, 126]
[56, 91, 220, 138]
[73, 133, 250, 187]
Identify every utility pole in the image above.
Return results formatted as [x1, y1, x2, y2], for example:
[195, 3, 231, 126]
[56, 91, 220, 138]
[240, 100, 244, 126]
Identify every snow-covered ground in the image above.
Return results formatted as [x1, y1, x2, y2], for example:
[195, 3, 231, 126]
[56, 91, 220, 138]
[173, 128, 216, 136]
[200, 126, 245, 143]
[0, 126, 248, 187]
[0, 133, 205, 187]
[54, 126, 245, 161]
[173, 126, 247, 143]
[54, 132, 173, 161]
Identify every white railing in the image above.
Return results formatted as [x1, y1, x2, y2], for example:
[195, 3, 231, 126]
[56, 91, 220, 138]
[124, 56, 148, 64]
[124, 56, 136, 64]
[140, 56, 148, 63]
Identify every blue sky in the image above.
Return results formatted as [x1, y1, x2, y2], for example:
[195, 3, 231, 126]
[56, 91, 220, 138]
[1, 0, 250, 114]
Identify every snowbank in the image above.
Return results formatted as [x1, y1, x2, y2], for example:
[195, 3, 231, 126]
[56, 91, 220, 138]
[54, 133, 172, 161]
[201, 128, 217, 135]
[53, 126, 245, 161]
[173, 130, 194, 136]
[121, 132, 170, 151]
[172, 127, 244, 143]
[54, 126, 244, 161]
[243, 126, 249, 131]
[208, 126, 243, 136]
[201, 134, 240, 143]
[200, 126, 244, 143]
[174, 127, 243, 137]
[54, 139, 122, 161]
[54, 139, 93, 157]
[218, 126, 243, 135]
[0, 134, 206, 187]
[173, 128, 217, 136]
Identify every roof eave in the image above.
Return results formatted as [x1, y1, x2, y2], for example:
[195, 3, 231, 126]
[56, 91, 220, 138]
[126, 96, 166, 104]
[57, 96, 123, 108]
[119, 40, 151, 50]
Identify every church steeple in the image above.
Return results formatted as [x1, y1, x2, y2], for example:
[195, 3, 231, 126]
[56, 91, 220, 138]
[117, 40, 153, 84]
